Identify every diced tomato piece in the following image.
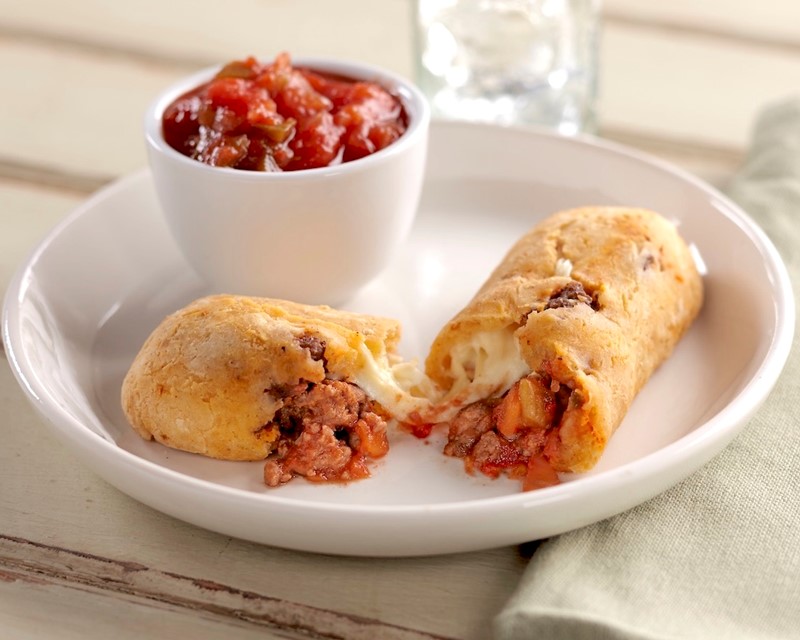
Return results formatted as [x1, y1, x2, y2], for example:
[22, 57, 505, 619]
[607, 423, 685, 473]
[205, 78, 253, 122]
[522, 455, 560, 491]
[543, 428, 561, 461]
[193, 131, 249, 167]
[275, 78, 332, 120]
[343, 454, 371, 481]
[286, 111, 344, 171]
[493, 383, 523, 439]
[334, 84, 404, 162]
[300, 70, 355, 107]
[518, 376, 556, 430]
[162, 95, 202, 156]
[409, 422, 434, 439]
[353, 420, 389, 459]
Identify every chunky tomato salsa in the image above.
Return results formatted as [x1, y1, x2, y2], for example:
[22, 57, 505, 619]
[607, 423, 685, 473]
[162, 53, 408, 171]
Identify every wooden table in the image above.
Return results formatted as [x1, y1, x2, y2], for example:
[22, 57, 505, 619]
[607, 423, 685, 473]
[2, 2, 799, 638]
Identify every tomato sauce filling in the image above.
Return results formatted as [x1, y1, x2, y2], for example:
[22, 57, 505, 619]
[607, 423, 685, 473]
[409, 422, 434, 439]
[444, 374, 576, 491]
[162, 53, 408, 171]
[262, 379, 390, 487]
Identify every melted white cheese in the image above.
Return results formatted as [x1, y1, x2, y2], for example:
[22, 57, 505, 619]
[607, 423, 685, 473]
[351, 344, 436, 422]
[313, 327, 530, 423]
[555, 258, 573, 277]
[443, 327, 530, 406]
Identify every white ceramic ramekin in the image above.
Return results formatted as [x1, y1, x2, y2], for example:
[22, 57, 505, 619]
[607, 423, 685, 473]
[144, 57, 430, 305]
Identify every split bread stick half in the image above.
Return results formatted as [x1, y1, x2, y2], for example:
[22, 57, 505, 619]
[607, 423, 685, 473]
[425, 207, 704, 490]
[121, 294, 434, 486]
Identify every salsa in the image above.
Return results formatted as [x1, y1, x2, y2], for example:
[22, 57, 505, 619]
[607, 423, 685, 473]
[162, 53, 408, 171]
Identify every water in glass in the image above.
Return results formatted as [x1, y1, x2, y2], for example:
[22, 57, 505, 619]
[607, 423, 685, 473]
[415, 0, 600, 134]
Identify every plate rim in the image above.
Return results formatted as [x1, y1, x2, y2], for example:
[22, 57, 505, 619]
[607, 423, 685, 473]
[2, 121, 795, 519]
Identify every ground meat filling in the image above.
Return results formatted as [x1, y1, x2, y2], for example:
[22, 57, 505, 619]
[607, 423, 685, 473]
[444, 374, 572, 490]
[546, 281, 595, 310]
[263, 380, 389, 486]
[443, 400, 499, 458]
[296, 333, 327, 364]
[521, 281, 599, 325]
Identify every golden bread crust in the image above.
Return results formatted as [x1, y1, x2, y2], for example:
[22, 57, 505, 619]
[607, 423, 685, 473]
[121, 294, 401, 461]
[426, 206, 704, 472]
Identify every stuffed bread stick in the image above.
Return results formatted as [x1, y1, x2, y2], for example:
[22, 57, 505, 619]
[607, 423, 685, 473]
[425, 207, 703, 490]
[122, 294, 433, 486]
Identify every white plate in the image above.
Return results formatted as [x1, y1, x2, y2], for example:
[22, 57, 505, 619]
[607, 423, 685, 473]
[3, 122, 794, 557]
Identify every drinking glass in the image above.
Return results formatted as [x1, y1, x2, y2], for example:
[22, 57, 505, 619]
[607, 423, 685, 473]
[414, 0, 601, 135]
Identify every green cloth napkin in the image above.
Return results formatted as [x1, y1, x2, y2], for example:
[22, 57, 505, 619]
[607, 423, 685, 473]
[494, 100, 800, 640]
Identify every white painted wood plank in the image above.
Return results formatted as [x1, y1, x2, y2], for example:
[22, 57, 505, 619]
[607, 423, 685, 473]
[599, 21, 800, 151]
[1, 537, 446, 640]
[0, 572, 297, 640]
[7, 0, 800, 59]
[0, 350, 525, 639]
[0, 0, 414, 76]
[0, 41, 182, 179]
[604, 0, 800, 44]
